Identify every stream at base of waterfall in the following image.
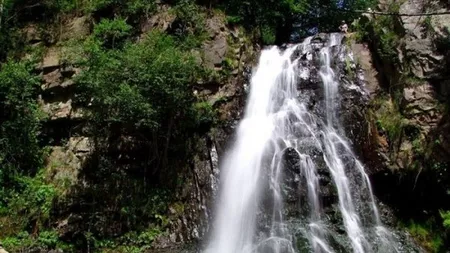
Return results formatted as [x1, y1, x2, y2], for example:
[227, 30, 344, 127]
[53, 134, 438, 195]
[204, 34, 422, 253]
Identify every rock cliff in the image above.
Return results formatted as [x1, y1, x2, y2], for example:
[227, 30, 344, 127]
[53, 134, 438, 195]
[18, 6, 258, 252]
[350, 0, 450, 250]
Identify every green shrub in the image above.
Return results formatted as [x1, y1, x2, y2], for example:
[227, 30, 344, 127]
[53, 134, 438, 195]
[406, 220, 444, 253]
[360, 2, 401, 62]
[1, 229, 72, 252]
[0, 61, 43, 188]
[93, 18, 132, 48]
[37, 230, 60, 248]
[440, 210, 450, 229]
[75, 30, 213, 177]
[86, 0, 156, 17]
[1, 173, 57, 236]
[422, 16, 433, 35]
[171, 0, 208, 46]
[261, 25, 276, 45]
[373, 97, 405, 146]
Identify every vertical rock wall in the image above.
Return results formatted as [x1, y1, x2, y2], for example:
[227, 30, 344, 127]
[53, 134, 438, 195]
[25, 7, 258, 251]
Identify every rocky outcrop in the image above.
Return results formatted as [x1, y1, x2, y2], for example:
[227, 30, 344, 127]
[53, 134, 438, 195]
[0, 245, 9, 253]
[140, 4, 175, 35]
[353, 1, 450, 249]
[23, 7, 257, 251]
[151, 14, 255, 249]
[359, 0, 450, 172]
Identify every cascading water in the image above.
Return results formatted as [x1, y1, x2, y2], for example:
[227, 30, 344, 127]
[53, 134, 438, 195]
[205, 34, 417, 253]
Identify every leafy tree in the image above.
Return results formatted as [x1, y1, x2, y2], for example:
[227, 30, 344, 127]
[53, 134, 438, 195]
[0, 61, 43, 204]
[86, 0, 157, 20]
[93, 18, 132, 49]
[219, 0, 375, 43]
[221, 0, 308, 44]
[76, 30, 213, 179]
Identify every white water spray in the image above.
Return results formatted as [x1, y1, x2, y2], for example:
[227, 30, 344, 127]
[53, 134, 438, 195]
[205, 34, 398, 253]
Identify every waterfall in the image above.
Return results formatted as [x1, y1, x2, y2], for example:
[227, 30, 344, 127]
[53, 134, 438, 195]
[205, 34, 405, 253]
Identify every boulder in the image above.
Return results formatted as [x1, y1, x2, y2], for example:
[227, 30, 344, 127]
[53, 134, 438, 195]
[46, 137, 92, 190]
[140, 4, 175, 34]
[42, 69, 63, 90]
[205, 15, 226, 39]
[201, 15, 229, 69]
[23, 24, 42, 44]
[61, 16, 91, 40]
[399, 0, 427, 39]
[202, 36, 228, 68]
[42, 99, 84, 120]
[40, 47, 61, 72]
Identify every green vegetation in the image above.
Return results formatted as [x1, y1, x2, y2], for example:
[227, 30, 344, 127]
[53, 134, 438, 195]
[372, 96, 405, 148]
[221, 0, 375, 43]
[441, 210, 450, 229]
[405, 220, 444, 252]
[172, 0, 208, 45]
[0, 0, 429, 251]
[2, 230, 74, 252]
[354, 3, 450, 251]
[353, 1, 401, 62]
[73, 28, 216, 175]
[93, 18, 132, 49]
[422, 16, 433, 35]
[0, 61, 44, 198]
[1, 1, 217, 250]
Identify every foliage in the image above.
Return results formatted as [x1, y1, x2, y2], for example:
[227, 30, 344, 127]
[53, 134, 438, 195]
[221, 0, 308, 43]
[78, 29, 213, 172]
[405, 220, 444, 252]
[220, 0, 375, 43]
[261, 25, 276, 45]
[76, 30, 210, 138]
[171, 0, 208, 46]
[0, 171, 58, 237]
[93, 18, 132, 49]
[373, 97, 405, 147]
[49, 30, 217, 250]
[372, 15, 400, 61]
[354, 1, 401, 61]
[441, 210, 450, 229]
[1, 230, 73, 252]
[85, 0, 156, 18]
[422, 16, 433, 35]
[0, 61, 44, 192]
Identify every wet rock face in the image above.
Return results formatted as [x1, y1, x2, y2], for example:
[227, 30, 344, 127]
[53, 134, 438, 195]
[251, 34, 374, 250]
[294, 35, 370, 158]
